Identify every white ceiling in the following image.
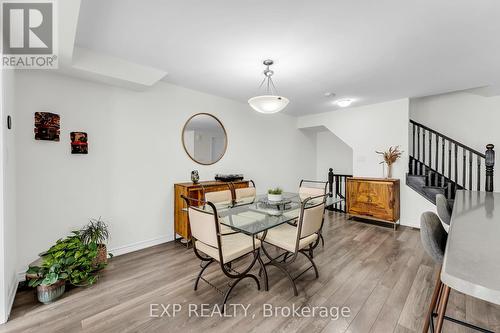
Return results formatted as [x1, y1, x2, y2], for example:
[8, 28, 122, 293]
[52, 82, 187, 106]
[75, 0, 500, 116]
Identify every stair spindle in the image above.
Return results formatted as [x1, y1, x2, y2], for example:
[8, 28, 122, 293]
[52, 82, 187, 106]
[469, 151, 472, 190]
[422, 129, 426, 166]
[428, 131, 432, 171]
[448, 141, 452, 179]
[441, 139, 445, 178]
[462, 149, 466, 188]
[454, 144, 458, 183]
[477, 157, 481, 191]
[417, 127, 420, 161]
[435, 134, 439, 171]
[412, 123, 416, 157]
[485, 144, 495, 192]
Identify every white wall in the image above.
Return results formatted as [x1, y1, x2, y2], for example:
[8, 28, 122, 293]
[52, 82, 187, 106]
[316, 130, 353, 180]
[1, 70, 17, 324]
[410, 92, 500, 190]
[14, 71, 316, 274]
[298, 99, 435, 227]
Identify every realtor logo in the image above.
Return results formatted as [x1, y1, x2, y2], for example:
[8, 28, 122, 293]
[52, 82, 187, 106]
[1, 0, 58, 68]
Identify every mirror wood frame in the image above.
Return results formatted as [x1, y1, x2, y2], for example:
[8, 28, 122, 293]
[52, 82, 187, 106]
[181, 113, 228, 165]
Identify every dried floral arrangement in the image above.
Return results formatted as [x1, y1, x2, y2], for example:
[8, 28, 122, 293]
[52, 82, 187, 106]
[376, 146, 403, 166]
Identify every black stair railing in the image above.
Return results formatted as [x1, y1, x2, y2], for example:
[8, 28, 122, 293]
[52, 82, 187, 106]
[327, 168, 352, 213]
[409, 120, 494, 200]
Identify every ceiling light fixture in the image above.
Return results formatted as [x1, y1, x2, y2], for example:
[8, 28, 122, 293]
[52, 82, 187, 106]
[336, 98, 353, 108]
[248, 59, 289, 114]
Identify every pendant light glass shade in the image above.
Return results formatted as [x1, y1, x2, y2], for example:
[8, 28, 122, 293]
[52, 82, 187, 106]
[248, 95, 290, 114]
[248, 59, 289, 114]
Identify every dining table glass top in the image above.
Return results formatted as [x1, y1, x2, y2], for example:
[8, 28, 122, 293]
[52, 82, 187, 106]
[193, 192, 343, 236]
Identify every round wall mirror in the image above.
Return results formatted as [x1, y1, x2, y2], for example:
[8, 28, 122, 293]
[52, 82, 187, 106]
[182, 113, 227, 165]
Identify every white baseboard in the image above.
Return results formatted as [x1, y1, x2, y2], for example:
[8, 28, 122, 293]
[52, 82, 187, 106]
[108, 235, 172, 257]
[16, 234, 173, 282]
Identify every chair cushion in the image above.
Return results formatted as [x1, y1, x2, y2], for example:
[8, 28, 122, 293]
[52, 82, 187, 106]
[195, 233, 261, 263]
[262, 223, 318, 252]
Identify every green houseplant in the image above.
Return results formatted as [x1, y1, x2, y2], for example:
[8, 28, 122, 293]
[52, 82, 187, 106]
[267, 187, 283, 202]
[26, 264, 68, 304]
[40, 231, 102, 286]
[80, 217, 112, 267]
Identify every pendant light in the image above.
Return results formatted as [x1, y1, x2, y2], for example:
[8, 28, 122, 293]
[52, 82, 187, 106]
[248, 59, 289, 114]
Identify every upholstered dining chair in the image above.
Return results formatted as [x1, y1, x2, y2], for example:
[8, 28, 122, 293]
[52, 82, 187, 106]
[234, 180, 257, 205]
[298, 180, 328, 251]
[204, 184, 233, 206]
[181, 195, 264, 309]
[421, 212, 448, 333]
[298, 180, 328, 202]
[203, 184, 234, 234]
[260, 193, 327, 296]
[435, 194, 451, 232]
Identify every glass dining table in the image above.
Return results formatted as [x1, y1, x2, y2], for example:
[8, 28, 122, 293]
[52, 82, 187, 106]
[211, 192, 343, 236]
[185, 192, 343, 291]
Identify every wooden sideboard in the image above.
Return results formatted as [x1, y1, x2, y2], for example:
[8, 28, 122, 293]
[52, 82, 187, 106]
[346, 177, 400, 230]
[173, 180, 250, 241]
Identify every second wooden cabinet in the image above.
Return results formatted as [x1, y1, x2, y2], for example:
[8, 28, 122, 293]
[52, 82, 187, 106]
[346, 177, 400, 229]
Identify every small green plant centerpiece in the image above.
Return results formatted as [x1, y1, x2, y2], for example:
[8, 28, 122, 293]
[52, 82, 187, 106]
[268, 187, 283, 202]
[80, 217, 112, 267]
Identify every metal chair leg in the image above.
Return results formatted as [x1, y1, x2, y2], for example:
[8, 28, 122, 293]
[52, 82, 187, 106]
[300, 250, 319, 278]
[221, 274, 260, 311]
[194, 259, 214, 291]
[271, 261, 298, 296]
[257, 253, 269, 291]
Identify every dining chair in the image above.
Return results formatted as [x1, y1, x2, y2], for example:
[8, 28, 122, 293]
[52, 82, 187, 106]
[298, 180, 328, 202]
[182, 195, 265, 310]
[203, 184, 234, 234]
[298, 180, 328, 251]
[234, 180, 257, 205]
[435, 194, 451, 232]
[260, 193, 327, 296]
[421, 211, 448, 333]
[421, 211, 493, 333]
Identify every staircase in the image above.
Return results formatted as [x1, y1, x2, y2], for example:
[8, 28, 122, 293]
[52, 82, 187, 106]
[407, 120, 495, 206]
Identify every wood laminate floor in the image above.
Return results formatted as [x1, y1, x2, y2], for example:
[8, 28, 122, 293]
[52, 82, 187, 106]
[1, 212, 499, 333]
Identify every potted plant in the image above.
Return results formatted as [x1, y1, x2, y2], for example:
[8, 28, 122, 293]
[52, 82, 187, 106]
[40, 231, 102, 286]
[80, 217, 111, 267]
[376, 146, 403, 178]
[268, 187, 283, 202]
[26, 264, 68, 304]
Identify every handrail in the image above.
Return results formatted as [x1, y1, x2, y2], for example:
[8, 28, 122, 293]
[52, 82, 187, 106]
[410, 119, 486, 158]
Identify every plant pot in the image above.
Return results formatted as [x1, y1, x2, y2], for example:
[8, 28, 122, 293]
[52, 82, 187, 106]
[37, 280, 65, 304]
[93, 244, 108, 268]
[268, 193, 283, 202]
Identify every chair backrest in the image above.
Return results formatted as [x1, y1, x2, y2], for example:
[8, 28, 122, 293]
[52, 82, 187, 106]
[420, 212, 447, 265]
[205, 189, 232, 205]
[299, 186, 326, 202]
[299, 201, 326, 238]
[435, 194, 451, 226]
[235, 187, 256, 203]
[188, 206, 219, 248]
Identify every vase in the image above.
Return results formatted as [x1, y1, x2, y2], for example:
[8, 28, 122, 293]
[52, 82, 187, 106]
[92, 244, 108, 268]
[37, 280, 65, 304]
[191, 170, 199, 184]
[268, 193, 283, 202]
[386, 164, 393, 179]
